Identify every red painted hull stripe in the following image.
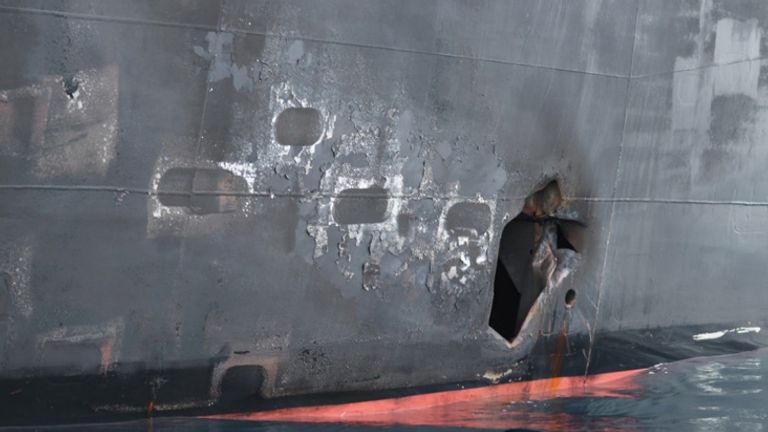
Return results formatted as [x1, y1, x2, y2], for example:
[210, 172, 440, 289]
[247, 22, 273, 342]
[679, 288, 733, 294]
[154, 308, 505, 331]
[202, 368, 646, 428]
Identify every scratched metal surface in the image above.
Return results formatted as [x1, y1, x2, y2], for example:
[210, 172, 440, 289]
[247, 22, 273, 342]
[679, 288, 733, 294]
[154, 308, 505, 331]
[0, 0, 767, 424]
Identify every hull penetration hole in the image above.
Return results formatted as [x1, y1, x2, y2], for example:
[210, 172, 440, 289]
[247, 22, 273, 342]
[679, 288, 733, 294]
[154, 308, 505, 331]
[489, 216, 536, 341]
[489, 180, 577, 343]
[565, 289, 576, 307]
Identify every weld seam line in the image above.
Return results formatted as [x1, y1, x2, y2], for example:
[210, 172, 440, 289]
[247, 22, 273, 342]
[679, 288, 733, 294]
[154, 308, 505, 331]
[0, 5, 628, 80]
[2, 7, 761, 80]
[585, 0, 640, 379]
[631, 55, 768, 80]
[2, 185, 768, 206]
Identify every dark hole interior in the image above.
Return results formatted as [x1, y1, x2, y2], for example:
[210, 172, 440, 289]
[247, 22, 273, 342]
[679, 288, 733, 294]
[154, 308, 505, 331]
[63, 76, 79, 99]
[565, 289, 576, 307]
[556, 223, 576, 251]
[489, 217, 535, 342]
[219, 365, 267, 403]
[489, 181, 576, 343]
[488, 259, 521, 341]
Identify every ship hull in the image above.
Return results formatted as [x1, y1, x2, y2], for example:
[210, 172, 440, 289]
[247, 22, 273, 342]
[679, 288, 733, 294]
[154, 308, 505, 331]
[1, 0, 768, 426]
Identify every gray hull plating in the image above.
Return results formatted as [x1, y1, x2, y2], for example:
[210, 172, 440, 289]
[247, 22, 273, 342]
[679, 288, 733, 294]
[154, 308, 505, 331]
[1, 0, 767, 422]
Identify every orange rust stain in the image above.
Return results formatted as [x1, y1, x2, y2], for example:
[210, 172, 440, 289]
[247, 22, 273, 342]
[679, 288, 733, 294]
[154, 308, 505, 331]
[99, 339, 114, 376]
[548, 335, 567, 391]
[548, 321, 570, 391]
[203, 368, 645, 429]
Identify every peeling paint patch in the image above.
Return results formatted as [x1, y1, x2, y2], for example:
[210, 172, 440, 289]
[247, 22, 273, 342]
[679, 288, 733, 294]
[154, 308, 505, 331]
[333, 186, 390, 224]
[445, 202, 491, 235]
[195, 32, 256, 91]
[435, 197, 497, 301]
[0, 66, 119, 179]
[37, 318, 125, 375]
[217, 160, 259, 193]
[693, 326, 761, 341]
[266, 82, 334, 175]
[325, 176, 405, 243]
[362, 262, 380, 291]
[482, 368, 514, 383]
[306, 225, 328, 259]
[713, 18, 761, 98]
[275, 107, 324, 146]
[157, 167, 248, 215]
[148, 157, 253, 237]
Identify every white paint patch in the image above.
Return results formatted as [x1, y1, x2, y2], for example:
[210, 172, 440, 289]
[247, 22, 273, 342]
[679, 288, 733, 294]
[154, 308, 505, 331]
[693, 330, 727, 341]
[286, 40, 305, 65]
[693, 326, 761, 341]
[308, 105, 413, 280]
[327, 175, 405, 246]
[66, 87, 82, 110]
[667, 8, 764, 190]
[146, 156, 220, 237]
[482, 368, 513, 383]
[306, 224, 328, 259]
[713, 18, 761, 98]
[435, 196, 496, 290]
[264, 82, 335, 178]
[195, 32, 256, 92]
[446, 266, 458, 279]
[714, 18, 761, 64]
[218, 160, 259, 192]
[148, 156, 189, 220]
